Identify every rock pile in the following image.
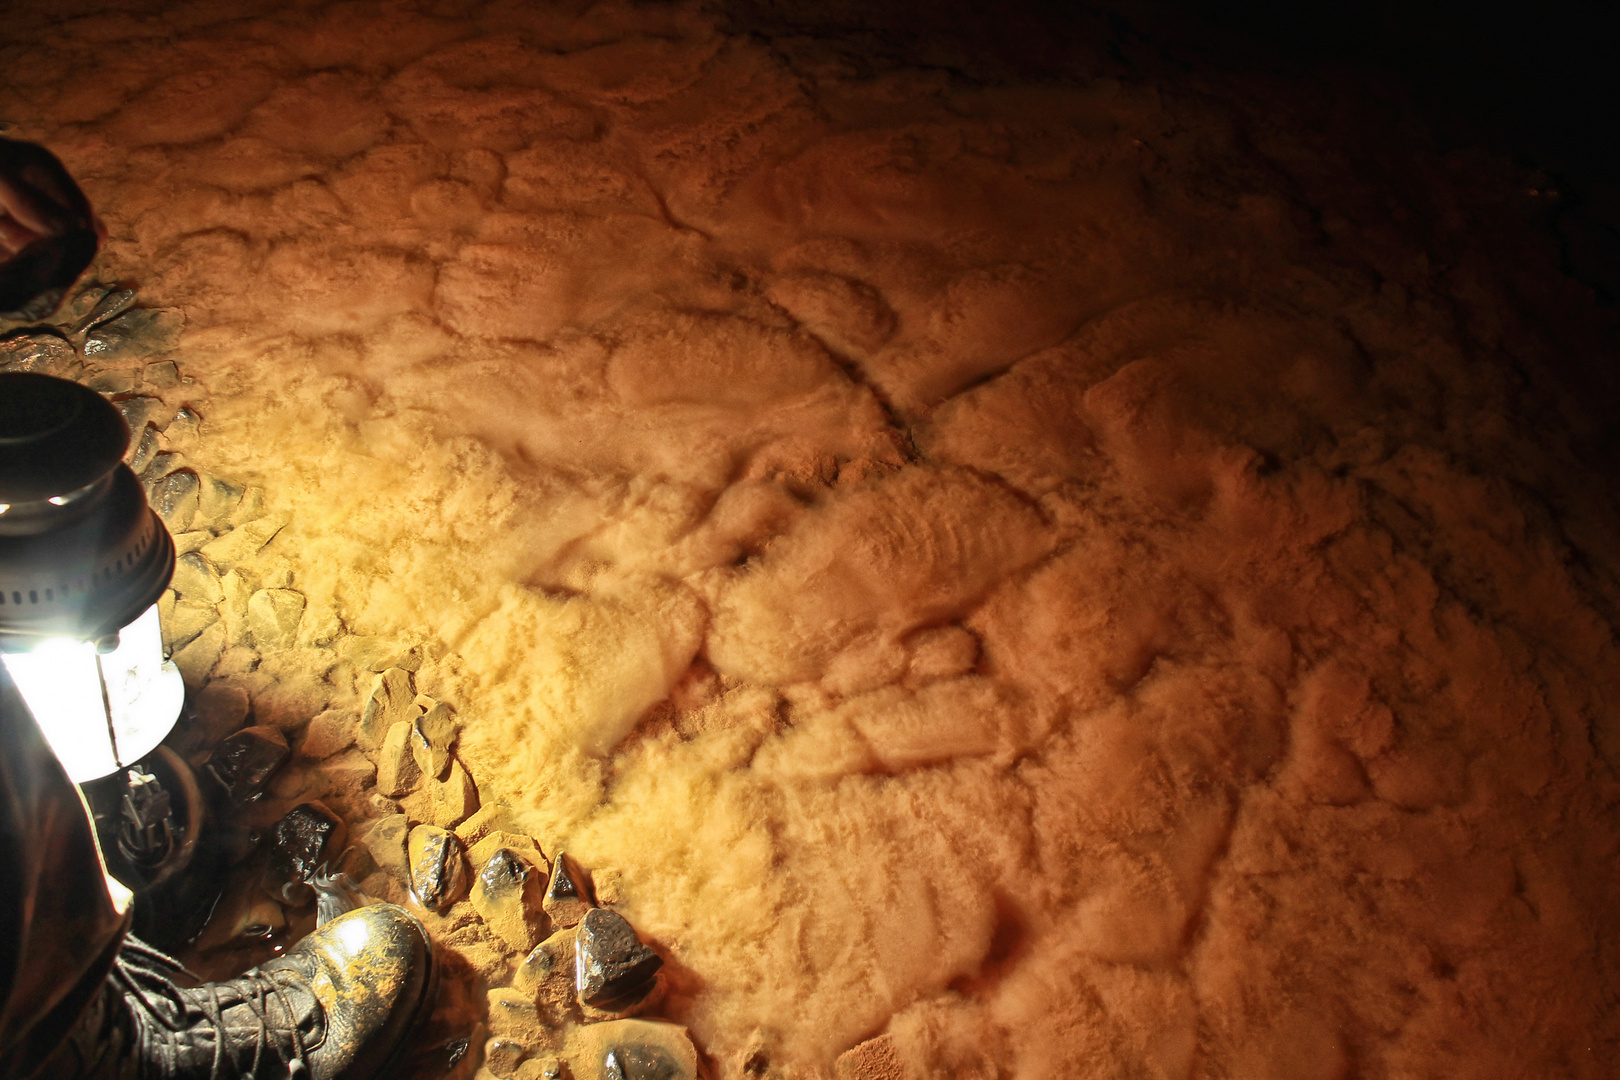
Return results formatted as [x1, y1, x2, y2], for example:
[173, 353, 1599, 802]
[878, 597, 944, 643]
[2, 283, 704, 1080]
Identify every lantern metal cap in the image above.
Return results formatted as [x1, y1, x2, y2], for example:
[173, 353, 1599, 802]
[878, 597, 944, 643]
[0, 372, 129, 504]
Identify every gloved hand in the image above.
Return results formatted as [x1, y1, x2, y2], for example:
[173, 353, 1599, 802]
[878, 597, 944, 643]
[0, 136, 102, 320]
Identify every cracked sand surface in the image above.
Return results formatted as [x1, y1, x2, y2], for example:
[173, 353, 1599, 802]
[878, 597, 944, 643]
[4, 2, 1620, 1077]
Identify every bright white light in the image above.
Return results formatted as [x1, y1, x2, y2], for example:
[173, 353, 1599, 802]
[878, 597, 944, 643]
[1, 604, 185, 782]
[47, 495, 68, 506]
[0, 504, 9, 514]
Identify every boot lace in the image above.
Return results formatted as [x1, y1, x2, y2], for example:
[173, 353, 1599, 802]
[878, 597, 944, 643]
[113, 937, 314, 1079]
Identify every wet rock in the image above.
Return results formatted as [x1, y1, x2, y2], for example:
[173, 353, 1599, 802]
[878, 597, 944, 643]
[248, 588, 305, 650]
[377, 720, 422, 797]
[472, 847, 545, 952]
[574, 908, 662, 1009]
[300, 708, 355, 760]
[86, 369, 134, 395]
[263, 801, 347, 904]
[115, 395, 171, 434]
[833, 1034, 908, 1080]
[411, 699, 457, 779]
[152, 470, 200, 531]
[62, 283, 111, 328]
[0, 332, 78, 375]
[359, 667, 418, 751]
[127, 423, 159, 473]
[543, 851, 592, 929]
[172, 621, 226, 686]
[83, 306, 183, 360]
[408, 824, 468, 912]
[195, 475, 244, 530]
[70, 286, 135, 334]
[340, 635, 423, 672]
[573, 1020, 698, 1080]
[163, 598, 218, 652]
[200, 516, 285, 571]
[206, 724, 289, 802]
[165, 406, 200, 440]
[170, 551, 223, 604]
[194, 888, 285, 952]
[361, 813, 411, 882]
[485, 1038, 527, 1079]
[144, 360, 179, 388]
[141, 451, 186, 483]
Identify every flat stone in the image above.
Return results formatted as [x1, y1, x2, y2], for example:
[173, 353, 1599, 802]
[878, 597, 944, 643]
[195, 475, 244, 530]
[359, 667, 419, 751]
[573, 1020, 698, 1080]
[144, 359, 179, 388]
[339, 635, 423, 672]
[141, 451, 186, 482]
[248, 588, 305, 650]
[376, 720, 422, 797]
[86, 369, 134, 394]
[574, 908, 662, 1009]
[170, 551, 223, 604]
[411, 699, 457, 779]
[263, 801, 346, 903]
[322, 748, 376, 794]
[454, 802, 521, 848]
[543, 851, 592, 929]
[62, 283, 111, 327]
[472, 848, 545, 953]
[408, 824, 468, 913]
[834, 1034, 909, 1080]
[82, 306, 183, 359]
[206, 723, 288, 802]
[172, 621, 226, 686]
[200, 516, 285, 571]
[593, 868, 625, 906]
[431, 758, 479, 828]
[220, 569, 253, 645]
[163, 598, 218, 653]
[300, 708, 355, 760]
[0, 332, 79, 376]
[361, 813, 411, 882]
[172, 530, 212, 556]
[115, 394, 171, 434]
[70, 286, 135, 334]
[230, 486, 266, 525]
[485, 1038, 527, 1079]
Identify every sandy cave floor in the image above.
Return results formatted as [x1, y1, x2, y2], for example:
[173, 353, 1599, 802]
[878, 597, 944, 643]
[4, 1, 1620, 1078]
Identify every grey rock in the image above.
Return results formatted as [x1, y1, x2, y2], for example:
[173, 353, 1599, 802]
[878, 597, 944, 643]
[127, 423, 159, 473]
[407, 824, 468, 913]
[144, 360, 179, 388]
[152, 470, 200, 532]
[82, 306, 183, 360]
[247, 588, 305, 650]
[115, 395, 171, 436]
[471, 847, 544, 952]
[71, 286, 136, 335]
[574, 908, 662, 1008]
[86, 369, 135, 394]
[195, 475, 244, 530]
[170, 551, 223, 604]
[163, 598, 219, 652]
[376, 720, 422, 797]
[169, 682, 250, 756]
[206, 724, 289, 802]
[141, 450, 186, 482]
[199, 516, 285, 570]
[0, 332, 78, 376]
[61, 283, 110, 327]
[339, 635, 423, 673]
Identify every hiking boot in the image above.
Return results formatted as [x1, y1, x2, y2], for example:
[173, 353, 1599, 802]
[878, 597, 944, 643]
[38, 902, 434, 1079]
